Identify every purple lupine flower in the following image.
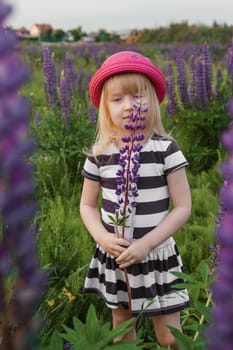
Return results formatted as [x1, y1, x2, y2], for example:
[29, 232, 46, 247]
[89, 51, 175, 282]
[216, 68, 223, 95]
[206, 98, 233, 349]
[108, 102, 147, 315]
[87, 102, 97, 124]
[226, 46, 233, 75]
[64, 53, 77, 97]
[64, 342, 73, 349]
[195, 58, 208, 110]
[200, 57, 209, 108]
[113, 102, 147, 239]
[226, 97, 233, 117]
[188, 54, 197, 108]
[0, 1, 47, 348]
[176, 56, 190, 109]
[226, 45, 233, 92]
[202, 44, 213, 100]
[42, 45, 58, 109]
[60, 71, 71, 127]
[165, 64, 179, 116]
[76, 66, 88, 97]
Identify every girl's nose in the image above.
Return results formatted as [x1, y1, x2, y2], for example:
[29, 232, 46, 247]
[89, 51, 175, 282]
[124, 95, 134, 110]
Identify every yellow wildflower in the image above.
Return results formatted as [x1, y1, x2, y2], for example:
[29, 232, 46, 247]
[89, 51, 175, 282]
[63, 287, 75, 302]
[48, 299, 55, 307]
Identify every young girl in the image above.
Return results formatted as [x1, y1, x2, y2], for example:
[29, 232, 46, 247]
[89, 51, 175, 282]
[80, 51, 191, 349]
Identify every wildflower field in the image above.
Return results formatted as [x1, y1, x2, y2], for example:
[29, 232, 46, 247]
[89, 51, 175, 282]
[1, 11, 233, 349]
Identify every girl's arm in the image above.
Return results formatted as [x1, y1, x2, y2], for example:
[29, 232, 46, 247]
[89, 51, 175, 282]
[80, 178, 130, 257]
[116, 167, 191, 268]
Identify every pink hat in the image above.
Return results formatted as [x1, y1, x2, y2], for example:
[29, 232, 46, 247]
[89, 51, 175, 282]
[89, 51, 166, 108]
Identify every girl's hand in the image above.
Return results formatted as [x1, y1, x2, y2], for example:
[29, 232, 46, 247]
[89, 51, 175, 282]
[115, 239, 150, 269]
[99, 233, 130, 258]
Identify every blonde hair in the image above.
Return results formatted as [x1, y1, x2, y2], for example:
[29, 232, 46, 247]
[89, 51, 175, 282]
[91, 73, 168, 156]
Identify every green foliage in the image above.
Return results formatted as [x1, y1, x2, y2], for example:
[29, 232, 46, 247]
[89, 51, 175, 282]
[175, 168, 219, 273]
[32, 104, 95, 185]
[53, 29, 66, 42]
[168, 90, 230, 174]
[60, 304, 143, 349]
[131, 22, 233, 44]
[39, 331, 63, 350]
[36, 179, 95, 344]
[108, 211, 129, 228]
[168, 261, 213, 350]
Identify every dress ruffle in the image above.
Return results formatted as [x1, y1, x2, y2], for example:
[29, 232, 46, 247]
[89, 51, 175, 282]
[84, 237, 190, 316]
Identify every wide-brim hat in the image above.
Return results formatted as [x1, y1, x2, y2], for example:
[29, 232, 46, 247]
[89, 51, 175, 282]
[89, 50, 166, 108]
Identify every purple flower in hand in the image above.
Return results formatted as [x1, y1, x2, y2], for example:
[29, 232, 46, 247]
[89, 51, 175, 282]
[109, 102, 147, 240]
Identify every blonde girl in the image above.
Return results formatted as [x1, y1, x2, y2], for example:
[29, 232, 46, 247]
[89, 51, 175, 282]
[80, 51, 191, 350]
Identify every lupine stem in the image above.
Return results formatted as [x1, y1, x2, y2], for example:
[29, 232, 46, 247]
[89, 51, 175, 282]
[109, 102, 146, 315]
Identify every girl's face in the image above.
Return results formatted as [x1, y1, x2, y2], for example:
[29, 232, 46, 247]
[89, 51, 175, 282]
[107, 90, 148, 133]
[104, 74, 150, 136]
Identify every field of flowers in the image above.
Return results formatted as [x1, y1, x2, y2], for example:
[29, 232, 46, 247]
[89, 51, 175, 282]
[27, 40, 233, 349]
[1, 4, 233, 348]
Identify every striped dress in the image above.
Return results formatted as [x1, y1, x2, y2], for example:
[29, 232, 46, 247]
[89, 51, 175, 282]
[82, 134, 190, 316]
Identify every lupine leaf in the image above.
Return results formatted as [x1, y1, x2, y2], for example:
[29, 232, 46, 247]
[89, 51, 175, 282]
[60, 325, 79, 343]
[72, 316, 86, 337]
[85, 304, 101, 342]
[93, 318, 136, 347]
[105, 339, 142, 349]
[168, 326, 192, 349]
[171, 271, 196, 283]
[183, 323, 202, 332]
[198, 261, 210, 286]
[40, 330, 63, 349]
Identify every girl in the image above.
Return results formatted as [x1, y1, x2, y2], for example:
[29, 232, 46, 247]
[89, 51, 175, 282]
[80, 51, 191, 349]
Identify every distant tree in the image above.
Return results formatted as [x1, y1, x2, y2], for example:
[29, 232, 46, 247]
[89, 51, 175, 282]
[40, 28, 53, 41]
[95, 29, 111, 42]
[53, 29, 66, 42]
[95, 28, 120, 42]
[68, 26, 86, 41]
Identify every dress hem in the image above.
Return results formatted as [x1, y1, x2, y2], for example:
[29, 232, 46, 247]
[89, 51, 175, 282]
[84, 287, 190, 317]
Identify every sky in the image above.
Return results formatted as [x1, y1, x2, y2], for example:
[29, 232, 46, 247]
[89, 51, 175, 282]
[6, 0, 233, 32]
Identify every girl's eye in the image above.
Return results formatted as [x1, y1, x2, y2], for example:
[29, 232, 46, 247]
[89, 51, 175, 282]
[111, 96, 121, 102]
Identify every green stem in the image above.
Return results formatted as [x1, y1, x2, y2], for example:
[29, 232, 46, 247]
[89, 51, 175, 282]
[124, 268, 132, 315]
[193, 290, 212, 342]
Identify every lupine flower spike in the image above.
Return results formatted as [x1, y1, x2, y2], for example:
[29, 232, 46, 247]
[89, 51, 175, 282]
[166, 64, 179, 117]
[0, 1, 47, 348]
[206, 97, 233, 350]
[60, 70, 71, 128]
[108, 101, 147, 314]
[42, 46, 58, 109]
[176, 56, 190, 109]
